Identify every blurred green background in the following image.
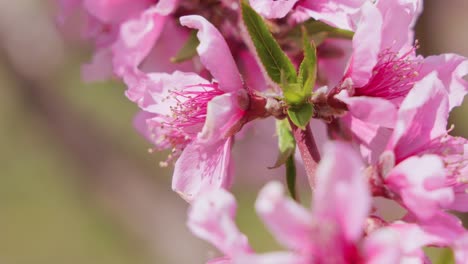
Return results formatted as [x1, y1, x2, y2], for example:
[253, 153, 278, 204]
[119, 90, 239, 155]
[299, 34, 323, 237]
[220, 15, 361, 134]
[0, 1, 467, 263]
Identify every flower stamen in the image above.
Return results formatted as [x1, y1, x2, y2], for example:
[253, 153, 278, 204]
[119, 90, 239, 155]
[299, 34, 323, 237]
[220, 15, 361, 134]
[355, 45, 421, 99]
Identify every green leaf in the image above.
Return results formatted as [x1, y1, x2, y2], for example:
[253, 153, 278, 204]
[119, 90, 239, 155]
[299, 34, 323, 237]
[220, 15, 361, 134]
[288, 19, 354, 41]
[283, 83, 304, 105]
[303, 19, 354, 39]
[282, 28, 317, 106]
[288, 104, 313, 130]
[298, 27, 317, 97]
[170, 30, 200, 63]
[286, 155, 297, 200]
[270, 120, 297, 200]
[241, 2, 297, 84]
[270, 119, 296, 169]
[435, 248, 455, 264]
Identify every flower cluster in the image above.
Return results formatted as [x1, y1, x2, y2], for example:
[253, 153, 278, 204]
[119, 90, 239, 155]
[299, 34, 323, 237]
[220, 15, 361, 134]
[60, 0, 468, 263]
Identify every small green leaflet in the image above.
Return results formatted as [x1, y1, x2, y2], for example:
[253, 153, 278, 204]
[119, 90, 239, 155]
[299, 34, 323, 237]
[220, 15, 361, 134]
[303, 19, 354, 39]
[283, 82, 305, 105]
[270, 119, 296, 169]
[288, 104, 314, 130]
[288, 19, 354, 42]
[298, 27, 317, 98]
[241, 2, 297, 84]
[281, 70, 304, 105]
[284, 28, 317, 106]
[286, 28, 317, 130]
[170, 30, 200, 63]
[270, 120, 297, 200]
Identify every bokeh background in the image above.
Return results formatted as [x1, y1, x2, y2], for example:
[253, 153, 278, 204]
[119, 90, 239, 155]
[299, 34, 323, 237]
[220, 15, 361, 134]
[0, 1, 467, 263]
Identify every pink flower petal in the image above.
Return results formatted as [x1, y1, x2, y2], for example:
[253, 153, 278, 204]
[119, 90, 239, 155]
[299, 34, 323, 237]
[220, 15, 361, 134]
[418, 54, 468, 110]
[180, 15, 243, 93]
[83, 0, 152, 23]
[132, 110, 159, 145]
[300, 0, 366, 30]
[255, 182, 314, 252]
[172, 138, 233, 202]
[121, 70, 153, 103]
[342, 114, 393, 165]
[454, 234, 468, 264]
[363, 228, 402, 264]
[250, 0, 300, 19]
[376, 0, 422, 53]
[336, 92, 397, 128]
[188, 188, 251, 256]
[155, 0, 180, 15]
[403, 212, 467, 248]
[385, 155, 454, 220]
[139, 18, 194, 73]
[387, 72, 449, 162]
[365, 222, 441, 263]
[345, 2, 383, 86]
[112, 7, 167, 76]
[199, 93, 247, 143]
[314, 141, 370, 242]
[450, 185, 468, 212]
[138, 71, 210, 115]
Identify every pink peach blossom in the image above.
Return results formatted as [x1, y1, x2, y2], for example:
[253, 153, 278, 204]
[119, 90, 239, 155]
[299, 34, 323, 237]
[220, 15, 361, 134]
[128, 15, 248, 202]
[58, 0, 157, 81]
[334, 1, 466, 131]
[381, 72, 468, 215]
[332, 1, 422, 130]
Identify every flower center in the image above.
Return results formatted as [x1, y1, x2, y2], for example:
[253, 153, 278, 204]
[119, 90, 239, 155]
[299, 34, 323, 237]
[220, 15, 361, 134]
[354, 47, 421, 100]
[402, 134, 468, 189]
[147, 83, 224, 152]
[169, 83, 224, 129]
